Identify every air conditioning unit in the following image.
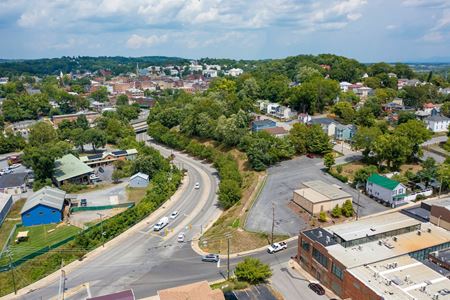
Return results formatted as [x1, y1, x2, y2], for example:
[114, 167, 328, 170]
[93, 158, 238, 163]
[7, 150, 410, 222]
[378, 240, 383, 246]
[405, 275, 410, 282]
[433, 293, 439, 300]
[427, 228, 432, 233]
[393, 236, 397, 242]
[417, 231, 421, 236]
[420, 286, 426, 292]
[393, 262, 398, 268]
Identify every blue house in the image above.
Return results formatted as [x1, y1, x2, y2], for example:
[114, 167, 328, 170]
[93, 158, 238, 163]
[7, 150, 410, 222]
[0, 193, 13, 226]
[335, 124, 357, 141]
[129, 172, 149, 188]
[21, 187, 66, 227]
[251, 119, 276, 132]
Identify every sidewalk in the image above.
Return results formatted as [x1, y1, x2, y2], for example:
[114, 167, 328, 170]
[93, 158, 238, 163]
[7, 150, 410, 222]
[1, 175, 190, 299]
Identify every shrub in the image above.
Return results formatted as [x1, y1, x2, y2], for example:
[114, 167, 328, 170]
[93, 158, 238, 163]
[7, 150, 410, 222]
[329, 170, 348, 183]
[331, 204, 342, 218]
[319, 211, 327, 222]
[336, 164, 343, 174]
[342, 200, 354, 217]
[234, 258, 272, 284]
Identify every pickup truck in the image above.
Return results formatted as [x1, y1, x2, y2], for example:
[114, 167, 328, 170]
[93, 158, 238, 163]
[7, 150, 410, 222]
[267, 242, 287, 254]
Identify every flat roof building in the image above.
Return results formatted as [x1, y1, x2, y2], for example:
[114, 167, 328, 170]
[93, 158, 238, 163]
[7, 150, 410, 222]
[293, 180, 352, 215]
[297, 211, 450, 300]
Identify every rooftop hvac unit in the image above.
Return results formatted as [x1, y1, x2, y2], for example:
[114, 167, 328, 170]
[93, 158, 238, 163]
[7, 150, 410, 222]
[417, 231, 421, 236]
[393, 262, 398, 268]
[427, 228, 432, 233]
[358, 245, 362, 251]
[317, 231, 323, 238]
[420, 286, 426, 292]
[326, 236, 331, 244]
[433, 293, 439, 300]
[405, 275, 410, 282]
[378, 240, 383, 246]
[393, 236, 397, 242]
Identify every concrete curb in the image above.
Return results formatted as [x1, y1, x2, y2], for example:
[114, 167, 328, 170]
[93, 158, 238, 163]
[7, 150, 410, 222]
[243, 174, 268, 229]
[0, 175, 190, 300]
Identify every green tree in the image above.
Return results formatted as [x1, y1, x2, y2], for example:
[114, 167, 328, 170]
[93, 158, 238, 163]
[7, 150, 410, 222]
[353, 165, 377, 185]
[85, 128, 107, 151]
[90, 86, 108, 102]
[295, 66, 322, 83]
[71, 128, 87, 152]
[395, 119, 432, 160]
[332, 101, 356, 124]
[323, 153, 335, 170]
[331, 204, 342, 218]
[306, 124, 332, 154]
[218, 179, 241, 209]
[28, 122, 58, 146]
[290, 77, 339, 113]
[116, 94, 129, 105]
[440, 102, 450, 117]
[342, 200, 354, 217]
[352, 127, 383, 159]
[372, 134, 412, 170]
[289, 123, 308, 154]
[234, 258, 272, 284]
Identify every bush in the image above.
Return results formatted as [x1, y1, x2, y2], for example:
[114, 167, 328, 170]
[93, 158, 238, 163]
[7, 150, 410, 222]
[234, 258, 272, 284]
[319, 211, 327, 222]
[219, 180, 242, 209]
[336, 164, 343, 174]
[342, 200, 354, 217]
[329, 170, 348, 183]
[331, 204, 342, 218]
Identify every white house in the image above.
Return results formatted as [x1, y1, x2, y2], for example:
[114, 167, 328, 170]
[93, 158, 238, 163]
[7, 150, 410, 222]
[366, 173, 407, 207]
[129, 172, 149, 188]
[308, 118, 338, 136]
[425, 115, 450, 133]
[267, 103, 280, 115]
[339, 82, 352, 92]
[227, 68, 243, 77]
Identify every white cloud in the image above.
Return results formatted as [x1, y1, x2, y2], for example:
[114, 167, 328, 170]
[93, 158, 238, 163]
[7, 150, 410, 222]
[126, 33, 169, 49]
[422, 31, 445, 42]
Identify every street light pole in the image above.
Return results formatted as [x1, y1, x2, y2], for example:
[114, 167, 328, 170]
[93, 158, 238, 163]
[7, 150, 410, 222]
[97, 213, 105, 247]
[227, 237, 230, 281]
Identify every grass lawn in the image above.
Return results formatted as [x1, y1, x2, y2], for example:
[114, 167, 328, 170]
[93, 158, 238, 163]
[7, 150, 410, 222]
[0, 199, 26, 251]
[198, 142, 289, 254]
[332, 161, 423, 182]
[1, 223, 80, 264]
[126, 187, 147, 203]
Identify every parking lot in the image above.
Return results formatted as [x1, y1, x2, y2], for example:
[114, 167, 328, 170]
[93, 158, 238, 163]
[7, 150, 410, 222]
[245, 156, 388, 236]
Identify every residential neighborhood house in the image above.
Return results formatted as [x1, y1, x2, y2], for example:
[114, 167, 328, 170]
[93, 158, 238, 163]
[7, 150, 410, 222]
[129, 172, 149, 188]
[366, 173, 407, 207]
[21, 186, 67, 226]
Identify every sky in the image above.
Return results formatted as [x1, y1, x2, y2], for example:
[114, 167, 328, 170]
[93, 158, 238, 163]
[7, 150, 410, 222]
[1, 0, 450, 62]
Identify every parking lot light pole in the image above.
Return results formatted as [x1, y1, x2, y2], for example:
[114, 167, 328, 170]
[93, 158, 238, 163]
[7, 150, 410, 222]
[97, 213, 105, 247]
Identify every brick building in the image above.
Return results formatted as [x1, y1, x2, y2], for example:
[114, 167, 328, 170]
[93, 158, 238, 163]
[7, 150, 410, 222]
[297, 211, 450, 299]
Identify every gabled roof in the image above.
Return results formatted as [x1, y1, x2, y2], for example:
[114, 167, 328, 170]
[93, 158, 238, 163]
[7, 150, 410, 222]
[367, 173, 401, 190]
[426, 114, 450, 122]
[53, 154, 93, 182]
[309, 118, 338, 125]
[21, 186, 66, 214]
[130, 172, 149, 181]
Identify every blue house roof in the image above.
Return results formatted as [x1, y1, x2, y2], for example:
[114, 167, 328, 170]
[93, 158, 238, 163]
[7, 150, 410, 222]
[252, 119, 276, 127]
[21, 186, 66, 215]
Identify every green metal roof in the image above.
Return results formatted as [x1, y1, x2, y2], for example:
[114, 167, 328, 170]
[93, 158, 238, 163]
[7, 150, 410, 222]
[53, 154, 93, 182]
[367, 173, 400, 190]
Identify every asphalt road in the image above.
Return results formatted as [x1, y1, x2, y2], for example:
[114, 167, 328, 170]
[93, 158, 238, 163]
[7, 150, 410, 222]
[245, 155, 388, 236]
[8, 133, 325, 300]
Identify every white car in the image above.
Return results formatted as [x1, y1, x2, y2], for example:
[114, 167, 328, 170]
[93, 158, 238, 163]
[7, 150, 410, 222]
[170, 211, 179, 219]
[153, 217, 169, 231]
[8, 164, 21, 169]
[267, 242, 287, 254]
[194, 182, 200, 189]
[177, 232, 185, 243]
[1, 169, 12, 175]
[90, 174, 100, 181]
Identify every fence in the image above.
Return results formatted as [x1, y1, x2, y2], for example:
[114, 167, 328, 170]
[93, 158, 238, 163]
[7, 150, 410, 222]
[404, 189, 433, 202]
[70, 202, 135, 213]
[0, 223, 23, 259]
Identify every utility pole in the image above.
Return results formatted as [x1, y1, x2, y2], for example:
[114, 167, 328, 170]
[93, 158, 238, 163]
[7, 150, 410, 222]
[7, 248, 16, 295]
[58, 260, 66, 300]
[356, 188, 361, 220]
[227, 237, 230, 281]
[97, 213, 105, 247]
[271, 203, 275, 245]
[439, 174, 443, 199]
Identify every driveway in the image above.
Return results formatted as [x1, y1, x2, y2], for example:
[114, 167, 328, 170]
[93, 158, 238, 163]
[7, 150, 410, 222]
[245, 156, 388, 236]
[76, 182, 129, 207]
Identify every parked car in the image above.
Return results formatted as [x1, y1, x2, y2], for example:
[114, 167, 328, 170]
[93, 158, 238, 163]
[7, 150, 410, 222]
[308, 283, 325, 295]
[80, 199, 87, 207]
[154, 217, 169, 231]
[90, 174, 100, 181]
[1, 169, 12, 175]
[8, 164, 22, 169]
[194, 182, 200, 189]
[177, 232, 185, 243]
[267, 242, 287, 254]
[170, 211, 179, 219]
[201, 254, 219, 262]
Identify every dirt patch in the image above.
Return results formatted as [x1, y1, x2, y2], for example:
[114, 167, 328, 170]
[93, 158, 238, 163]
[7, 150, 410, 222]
[69, 208, 128, 228]
[287, 201, 353, 228]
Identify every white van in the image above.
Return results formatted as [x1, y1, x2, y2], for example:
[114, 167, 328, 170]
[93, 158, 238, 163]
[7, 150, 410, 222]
[153, 217, 169, 231]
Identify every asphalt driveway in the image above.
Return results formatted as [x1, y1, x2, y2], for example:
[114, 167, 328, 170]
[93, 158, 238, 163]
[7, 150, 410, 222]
[245, 156, 388, 236]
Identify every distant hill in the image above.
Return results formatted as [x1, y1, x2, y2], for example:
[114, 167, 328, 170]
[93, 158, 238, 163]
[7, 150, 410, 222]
[0, 56, 190, 76]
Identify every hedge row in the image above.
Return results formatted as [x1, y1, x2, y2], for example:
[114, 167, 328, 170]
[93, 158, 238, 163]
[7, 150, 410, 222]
[148, 121, 242, 209]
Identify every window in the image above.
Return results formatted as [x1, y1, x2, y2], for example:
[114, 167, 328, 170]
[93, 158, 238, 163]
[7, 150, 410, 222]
[26, 213, 30, 217]
[302, 240, 310, 252]
[39, 212, 44, 215]
[52, 210, 56, 213]
[332, 263, 343, 280]
[312, 247, 328, 268]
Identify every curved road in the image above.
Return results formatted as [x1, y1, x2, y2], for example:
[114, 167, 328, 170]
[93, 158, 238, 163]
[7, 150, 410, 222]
[9, 133, 298, 300]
